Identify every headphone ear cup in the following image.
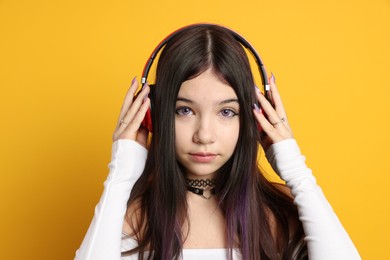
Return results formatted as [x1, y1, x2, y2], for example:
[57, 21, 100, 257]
[141, 108, 153, 132]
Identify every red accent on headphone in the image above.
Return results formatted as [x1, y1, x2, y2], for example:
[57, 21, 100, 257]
[142, 108, 153, 132]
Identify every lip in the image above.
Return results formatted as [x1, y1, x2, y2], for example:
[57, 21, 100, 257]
[189, 152, 217, 163]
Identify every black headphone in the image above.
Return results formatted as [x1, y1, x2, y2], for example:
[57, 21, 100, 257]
[138, 23, 270, 132]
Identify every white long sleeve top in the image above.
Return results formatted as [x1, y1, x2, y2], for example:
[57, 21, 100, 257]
[75, 139, 361, 259]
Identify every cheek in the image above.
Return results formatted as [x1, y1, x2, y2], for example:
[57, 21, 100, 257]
[231, 125, 240, 148]
[221, 121, 240, 151]
[175, 121, 189, 147]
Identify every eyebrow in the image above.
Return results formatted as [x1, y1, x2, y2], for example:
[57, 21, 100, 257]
[176, 97, 239, 105]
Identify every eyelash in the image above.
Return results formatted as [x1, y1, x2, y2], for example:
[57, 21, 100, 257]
[175, 107, 238, 118]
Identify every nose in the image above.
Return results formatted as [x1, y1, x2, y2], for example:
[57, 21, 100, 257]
[192, 116, 216, 144]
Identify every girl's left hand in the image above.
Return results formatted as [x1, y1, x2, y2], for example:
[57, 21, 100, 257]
[253, 74, 294, 151]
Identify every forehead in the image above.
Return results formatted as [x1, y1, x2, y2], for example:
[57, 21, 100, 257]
[178, 69, 237, 102]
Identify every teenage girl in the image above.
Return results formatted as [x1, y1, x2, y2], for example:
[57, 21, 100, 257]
[75, 24, 360, 259]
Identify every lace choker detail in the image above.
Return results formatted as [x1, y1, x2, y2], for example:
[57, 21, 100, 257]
[185, 178, 215, 188]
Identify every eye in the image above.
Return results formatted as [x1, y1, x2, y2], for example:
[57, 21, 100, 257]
[219, 108, 238, 118]
[175, 106, 193, 116]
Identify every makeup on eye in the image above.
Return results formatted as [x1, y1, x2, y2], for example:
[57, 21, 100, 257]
[175, 97, 240, 117]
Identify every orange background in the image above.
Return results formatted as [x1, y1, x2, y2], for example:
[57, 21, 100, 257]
[1, 0, 389, 259]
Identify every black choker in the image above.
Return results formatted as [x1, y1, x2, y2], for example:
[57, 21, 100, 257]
[185, 178, 215, 187]
[186, 178, 216, 200]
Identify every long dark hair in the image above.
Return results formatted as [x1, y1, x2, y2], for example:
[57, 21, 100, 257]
[123, 24, 307, 260]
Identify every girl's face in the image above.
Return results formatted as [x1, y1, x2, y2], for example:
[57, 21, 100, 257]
[175, 69, 240, 180]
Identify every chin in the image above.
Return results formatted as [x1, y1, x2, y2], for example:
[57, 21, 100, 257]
[184, 167, 219, 179]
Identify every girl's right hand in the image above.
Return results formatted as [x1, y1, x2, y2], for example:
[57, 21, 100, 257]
[112, 77, 150, 148]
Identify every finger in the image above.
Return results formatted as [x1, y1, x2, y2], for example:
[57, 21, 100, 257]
[253, 106, 284, 141]
[253, 104, 293, 144]
[117, 77, 139, 127]
[118, 97, 151, 140]
[268, 75, 287, 121]
[127, 97, 151, 132]
[268, 76, 294, 136]
[118, 83, 150, 131]
[256, 90, 281, 127]
[256, 92, 293, 138]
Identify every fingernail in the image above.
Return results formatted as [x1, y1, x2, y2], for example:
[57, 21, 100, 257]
[253, 103, 260, 113]
[254, 85, 260, 93]
[131, 76, 137, 85]
[270, 72, 276, 83]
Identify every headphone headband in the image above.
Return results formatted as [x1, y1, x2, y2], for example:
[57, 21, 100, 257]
[137, 23, 271, 133]
[141, 23, 269, 92]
